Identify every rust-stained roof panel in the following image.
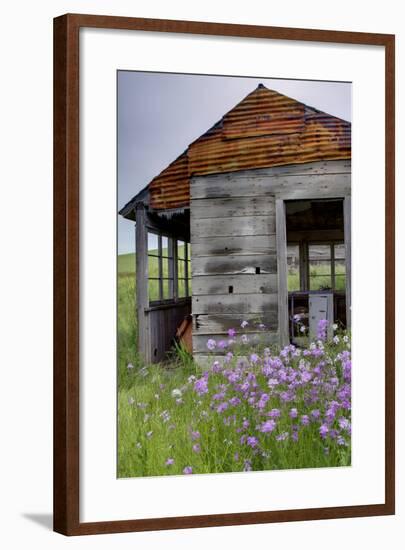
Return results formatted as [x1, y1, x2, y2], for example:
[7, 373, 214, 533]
[147, 85, 351, 210]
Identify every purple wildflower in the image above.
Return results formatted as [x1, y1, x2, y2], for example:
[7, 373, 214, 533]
[192, 444, 201, 453]
[246, 436, 259, 448]
[338, 417, 351, 431]
[216, 402, 229, 414]
[190, 430, 200, 441]
[243, 459, 252, 471]
[183, 466, 193, 475]
[228, 328, 236, 337]
[319, 424, 329, 438]
[301, 415, 310, 426]
[260, 419, 276, 433]
[194, 377, 208, 395]
[268, 408, 281, 418]
[317, 319, 329, 341]
[206, 338, 216, 351]
[165, 458, 174, 466]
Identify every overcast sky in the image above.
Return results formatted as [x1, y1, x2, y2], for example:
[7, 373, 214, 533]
[118, 72, 351, 255]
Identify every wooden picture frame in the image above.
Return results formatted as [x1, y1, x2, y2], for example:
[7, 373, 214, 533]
[54, 13, 395, 535]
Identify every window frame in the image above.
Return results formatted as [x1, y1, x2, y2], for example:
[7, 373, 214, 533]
[147, 230, 191, 306]
[307, 241, 346, 292]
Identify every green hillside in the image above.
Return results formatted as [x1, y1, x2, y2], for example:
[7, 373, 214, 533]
[118, 253, 136, 274]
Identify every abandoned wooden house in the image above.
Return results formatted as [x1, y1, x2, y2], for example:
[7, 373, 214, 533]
[119, 84, 351, 363]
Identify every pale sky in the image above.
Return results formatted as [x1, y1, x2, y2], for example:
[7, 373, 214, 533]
[118, 71, 351, 255]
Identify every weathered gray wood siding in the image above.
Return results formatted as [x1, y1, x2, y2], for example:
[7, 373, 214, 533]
[190, 160, 351, 357]
[190, 185, 278, 357]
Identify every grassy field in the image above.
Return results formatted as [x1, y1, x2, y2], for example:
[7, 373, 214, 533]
[117, 253, 351, 478]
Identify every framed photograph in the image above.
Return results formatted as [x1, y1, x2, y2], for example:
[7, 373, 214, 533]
[53, 14, 395, 535]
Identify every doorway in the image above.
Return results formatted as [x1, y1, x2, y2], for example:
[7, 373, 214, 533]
[285, 199, 347, 343]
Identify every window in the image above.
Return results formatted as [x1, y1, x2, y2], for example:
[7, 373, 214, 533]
[308, 243, 346, 291]
[287, 244, 300, 291]
[147, 232, 191, 304]
[177, 241, 191, 298]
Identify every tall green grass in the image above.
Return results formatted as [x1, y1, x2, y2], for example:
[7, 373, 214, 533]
[117, 254, 350, 478]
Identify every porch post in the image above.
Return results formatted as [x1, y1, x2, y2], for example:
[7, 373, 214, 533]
[135, 203, 150, 363]
[344, 196, 352, 329]
[276, 199, 289, 347]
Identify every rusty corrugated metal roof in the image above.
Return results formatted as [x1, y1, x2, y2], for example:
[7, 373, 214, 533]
[136, 85, 351, 211]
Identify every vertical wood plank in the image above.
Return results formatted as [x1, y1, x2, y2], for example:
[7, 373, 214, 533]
[185, 241, 189, 297]
[173, 239, 178, 300]
[158, 234, 163, 301]
[344, 196, 352, 328]
[135, 204, 150, 362]
[276, 199, 289, 347]
[168, 237, 174, 299]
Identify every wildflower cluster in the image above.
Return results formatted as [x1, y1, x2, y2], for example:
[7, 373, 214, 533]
[120, 320, 351, 477]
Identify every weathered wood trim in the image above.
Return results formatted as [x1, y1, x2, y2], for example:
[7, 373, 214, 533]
[192, 175, 351, 201]
[276, 199, 289, 347]
[168, 237, 174, 299]
[173, 239, 178, 300]
[191, 160, 351, 184]
[157, 234, 163, 301]
[191, 161, 352, 201]
[135, 204, 150, 363]
[184, 240, 189, 297]
[344, 196, 352, 328]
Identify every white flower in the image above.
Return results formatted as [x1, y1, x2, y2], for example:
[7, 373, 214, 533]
[343, 335, 349, 343]
[333, 335, 340, 344]
[300, 325, 307, 333]
[171, 388, 182, 398]
[127, 362, 134, 370]
[241, 320, 249, 328]
[332, 323, 338, 331]
[128, 397, 135, 405]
